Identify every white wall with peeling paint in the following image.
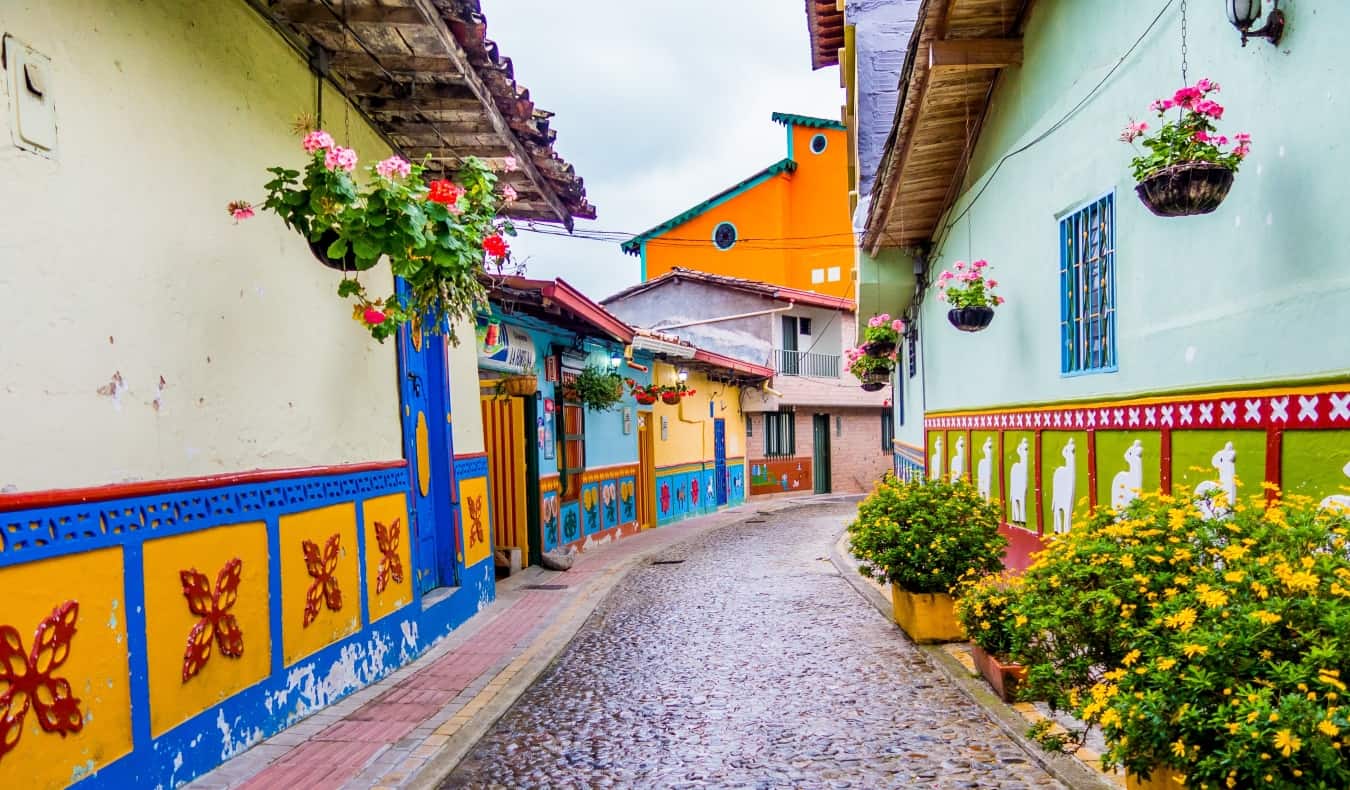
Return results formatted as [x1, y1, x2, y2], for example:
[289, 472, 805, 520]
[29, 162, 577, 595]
[0, 0, 410, 490]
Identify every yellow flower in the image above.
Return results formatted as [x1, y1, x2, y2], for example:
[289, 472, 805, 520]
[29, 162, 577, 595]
[1014, 615, 1028, 627]
[1122, 649, 1141, 667]
[1273, 729, 1302, 757]
[1157, 657, 1178, 671]
[1319, 720, 1341, 737]
[1171, 739, 1187, 758]
[1250, 610, 1282, 626]
[1165, 608, 1198, 632]
[1198, 588, 1229, 608]
[1224, 570, 1246, 583]
[1182, 643, 1208, 658]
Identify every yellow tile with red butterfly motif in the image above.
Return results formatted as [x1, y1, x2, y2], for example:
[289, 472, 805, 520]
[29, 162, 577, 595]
[0, 547, 132, 789]
[363, 493, 413, 623]
[142, 522, 269, 737]
[279, 503, 361, 666]
[458, 476, 492, 568]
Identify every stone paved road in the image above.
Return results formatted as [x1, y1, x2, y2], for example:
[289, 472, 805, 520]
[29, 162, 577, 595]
[442, 503, 1062, 789]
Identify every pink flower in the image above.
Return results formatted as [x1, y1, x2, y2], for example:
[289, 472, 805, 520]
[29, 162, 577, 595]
[868, 316, 883, 328]
[1214, 135, 1229, 147]
[937, 292, 948, 303]
[985, 279, 998, 288]
[363, 307, 386, 326]
[1193, 129, 1213, 144]
[1195, 78, 1220, 94]
[877, 313, 891, 322]
[890, 319, 905, 332]
[376, 156, 411, 179]
[227, 200, 254, 223]
[302, 130, 335, 154]
[1173, 86, 1202, 109]
[503, 156, 519, 173]
[1149, 98, 1175, 113]
[1119, 120, 1148, 143]
[972, 259, 988, 269]
[994, 296, 1006, 305]
[1194, 99, 1225, 120]
[938, 270, 954, 282]
[1234, 144, 1251, 159]
[1235, 133, 1252, 144]
[325, 146, 358, 172]
[954, 261, 966, 271]
[502, 184, 518, 203]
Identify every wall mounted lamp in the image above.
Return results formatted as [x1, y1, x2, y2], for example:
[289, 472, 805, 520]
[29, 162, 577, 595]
[1227, 0, 1284, 47]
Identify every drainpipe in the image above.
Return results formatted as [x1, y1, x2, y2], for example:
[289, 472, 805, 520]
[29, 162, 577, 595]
[654, 302, 796, 331]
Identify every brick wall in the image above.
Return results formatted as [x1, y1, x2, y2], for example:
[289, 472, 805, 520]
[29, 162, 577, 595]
[746, 407, 891, 494]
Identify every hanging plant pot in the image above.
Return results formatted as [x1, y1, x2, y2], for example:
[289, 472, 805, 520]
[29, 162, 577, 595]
[1135, 161, 1235, 217]
[502, 376, 537, 397]
[865, 340, 897, 359]
[947, 306, 995, 333]
[635, 393, 657, 406]
[860, 371, 890, 392]
[307, 229, 362, 272]
[660, 392, 682, 405]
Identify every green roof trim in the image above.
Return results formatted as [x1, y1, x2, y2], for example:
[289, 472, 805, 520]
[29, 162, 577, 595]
[770, 112, 846, 130]
[620, 159, 798, 255]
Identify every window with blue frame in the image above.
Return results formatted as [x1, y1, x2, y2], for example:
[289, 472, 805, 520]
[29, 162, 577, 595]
[1059, 192, 1117, 375]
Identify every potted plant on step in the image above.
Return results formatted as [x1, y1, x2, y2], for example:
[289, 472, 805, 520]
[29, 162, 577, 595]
[847, 346, 894, 392]
[863, 314, 905, 358]
[230, 128, 517, 343]
[954, 573, 1028, 703]
[1121, 78, 1251, 217]
[847, 475, 1006, 643]
[937, 259, 1003, 332]
[572, 364, 623, 412]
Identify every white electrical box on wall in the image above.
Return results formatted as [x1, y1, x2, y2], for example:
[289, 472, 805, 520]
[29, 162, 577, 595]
[4, 35, 57, 157]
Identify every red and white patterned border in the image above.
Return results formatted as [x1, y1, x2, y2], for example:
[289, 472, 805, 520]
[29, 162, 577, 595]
[925, 388, 1350, 432]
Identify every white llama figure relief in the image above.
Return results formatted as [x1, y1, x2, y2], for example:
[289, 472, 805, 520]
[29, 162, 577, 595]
[976, 437, 995, 501]
[930, 437, 944, 481]
[950, 437, 967, 482]
[1009, 438, 1029, 524]
[1319, 460, 1350, 513]
[1194, 441, 1238, 520]
[1110, 440, 1145, 511]
[1050, 438, 1077, 534]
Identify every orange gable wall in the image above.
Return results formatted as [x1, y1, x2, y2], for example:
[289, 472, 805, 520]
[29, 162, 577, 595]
[641, 124, 853, 295]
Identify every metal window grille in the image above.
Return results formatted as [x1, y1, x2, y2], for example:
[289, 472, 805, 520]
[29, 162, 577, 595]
[764, 408, 795, 458]
[907, 328, 917, 378]
[880, 410, 894, 453]
[1059, 193, 1117, 375]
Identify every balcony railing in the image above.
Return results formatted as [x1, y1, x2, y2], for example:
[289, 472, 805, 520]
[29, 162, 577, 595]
[771, 349, 841, 378]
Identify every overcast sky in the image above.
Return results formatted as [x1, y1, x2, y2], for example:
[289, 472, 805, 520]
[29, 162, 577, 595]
[483, 0, 844, 299]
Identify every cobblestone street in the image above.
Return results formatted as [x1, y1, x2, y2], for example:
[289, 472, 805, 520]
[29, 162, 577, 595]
[443, 503, 1062, 789]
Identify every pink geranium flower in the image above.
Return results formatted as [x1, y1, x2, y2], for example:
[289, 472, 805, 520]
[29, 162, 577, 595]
[376, 156, 411, 179]
[890, 319, 905, 332]
[972, 259, 988, 269]
[325, 146, 358, 172]
[1193, 129, 1213, 144]
[502, 184, 518, 203]
[1172, 86, 1202, 109]
[302, 130, 335, 154]
[227, 200, 254, 223]
[1195, 78, 1219, 94]
[1120, 120, 1149, 143]
[954, 261, 966, 271]
[995, 296, 1006, 305]
[1194, 100, 1224, 120]
[503, 156, 519, 173]
[1149, 98, 1174, 113]
[938, 270, 954, 282]
[985, 279, 998, 288]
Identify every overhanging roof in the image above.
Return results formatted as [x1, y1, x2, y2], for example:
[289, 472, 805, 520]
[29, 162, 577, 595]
[805, 0, 845, 70]
[632, 331, 773, 384]
[863, 0, 1029, 253]
[485, 275, 632, 344]
[601, 268, 856, 312]
[620, 159, 797, 254]
[250, 0, 594, 229]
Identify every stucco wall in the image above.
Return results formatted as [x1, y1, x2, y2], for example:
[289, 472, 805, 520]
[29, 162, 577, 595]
[0, 0, 405, 490]
[603, 281, 775, 365]
[921, 0, 1350, 412]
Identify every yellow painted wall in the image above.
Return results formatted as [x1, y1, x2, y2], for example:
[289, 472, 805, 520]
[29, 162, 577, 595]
[650, 363, 746, 468]
[279, 504, 362, 665]
[457, 475, 492, 568]
[362, 493, 414, 623]
[142, 522, 270, 736]
[0, 0, 405, 491]
[641, 125, 853, 295]
[0, 548, 132, 789]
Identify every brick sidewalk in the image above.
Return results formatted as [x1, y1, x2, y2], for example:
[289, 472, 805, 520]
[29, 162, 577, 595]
[187, 500, 799, 790]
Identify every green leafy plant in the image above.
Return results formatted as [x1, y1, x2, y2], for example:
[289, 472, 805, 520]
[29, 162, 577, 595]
[862, 313, 906, 348]
[936, 260, 1003, 309]
[1121, 78, 1251, 182]
[845, 348, 894, 381]
[231, 129, 517, 343]
[1011, 489, 1350, 788]
[847, 475, 1006, 595]
[955, 572, 1024, 659]
[571, 365, 623, 412]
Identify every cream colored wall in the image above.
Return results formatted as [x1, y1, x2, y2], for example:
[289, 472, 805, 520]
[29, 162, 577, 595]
[446, 318, 485, 455]
[0, 0, 408, 490]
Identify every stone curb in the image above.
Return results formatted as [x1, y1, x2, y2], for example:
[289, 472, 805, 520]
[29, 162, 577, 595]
[404, 498, 814, 789]
[827, 529, 1116, 790]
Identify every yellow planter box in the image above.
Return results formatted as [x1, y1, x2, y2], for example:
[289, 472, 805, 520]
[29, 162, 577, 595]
[1126, 767, 1185, 789]
[890, 583, 966, 643]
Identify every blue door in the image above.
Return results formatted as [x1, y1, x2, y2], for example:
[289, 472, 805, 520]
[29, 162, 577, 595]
[714, 419, 728, 506]
[397, 298, 459, 594]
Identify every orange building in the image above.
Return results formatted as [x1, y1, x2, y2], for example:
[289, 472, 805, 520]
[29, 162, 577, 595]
[622, 113, 853, 295]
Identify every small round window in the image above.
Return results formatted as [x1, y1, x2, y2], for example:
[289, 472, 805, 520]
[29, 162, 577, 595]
[712, 222, 737, 251]
[810, 133, 828, 154]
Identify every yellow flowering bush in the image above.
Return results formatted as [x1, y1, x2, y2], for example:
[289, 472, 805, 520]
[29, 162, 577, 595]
[954, 573, 1024, 659]
[1012, 490, 1350, 788]
[847, 475, 1006, 594]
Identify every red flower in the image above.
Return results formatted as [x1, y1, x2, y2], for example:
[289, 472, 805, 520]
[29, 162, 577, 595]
[483, 234, 509, 258]
[363, 307, 386, 326]
[427, 179, 462, 206]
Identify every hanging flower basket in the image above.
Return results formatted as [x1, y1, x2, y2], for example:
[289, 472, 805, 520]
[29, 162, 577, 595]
[860, 371, 889, 392]
[660, 392, 681, 405]
[307, 229, 362, 272]
[502, 375, 537, 397]
[865, 340, 896, 359]
[862, 314, 904, 359]
[635, 393, 657, 406]
[947, 306, 995, 333]
[1134, 161, 1235, 217]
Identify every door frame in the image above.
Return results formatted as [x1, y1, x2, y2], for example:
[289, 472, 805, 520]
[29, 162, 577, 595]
[713, 418, 728, 506]
[637, 410, 656, 529]
[812, 413, 832, 494]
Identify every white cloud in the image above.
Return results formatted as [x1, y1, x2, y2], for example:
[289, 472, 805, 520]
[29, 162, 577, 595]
[483, 0, 843, 298]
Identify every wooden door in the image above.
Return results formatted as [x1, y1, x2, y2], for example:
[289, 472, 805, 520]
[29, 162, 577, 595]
[812, 414, 832, 494]
[482, 395, 529, 559]
[638, 411, 656, 529]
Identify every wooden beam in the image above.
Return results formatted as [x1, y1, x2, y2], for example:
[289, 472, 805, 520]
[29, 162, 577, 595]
[274, 3, 428, 25]
[928, 38, 1022, 72]
[408, 0, 573, 230]
[330, 51, 458, 74]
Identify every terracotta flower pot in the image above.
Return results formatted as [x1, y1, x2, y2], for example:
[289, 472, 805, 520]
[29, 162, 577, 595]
[947, 306, 995, 333]
[307, 229, 362, 272]
[660, 392, 681, 405]
[970, 644, 1027, 703]
[865, 340, 896, 358]
[1135, 161, 1235, 217]
[890, 584, 965, 643]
